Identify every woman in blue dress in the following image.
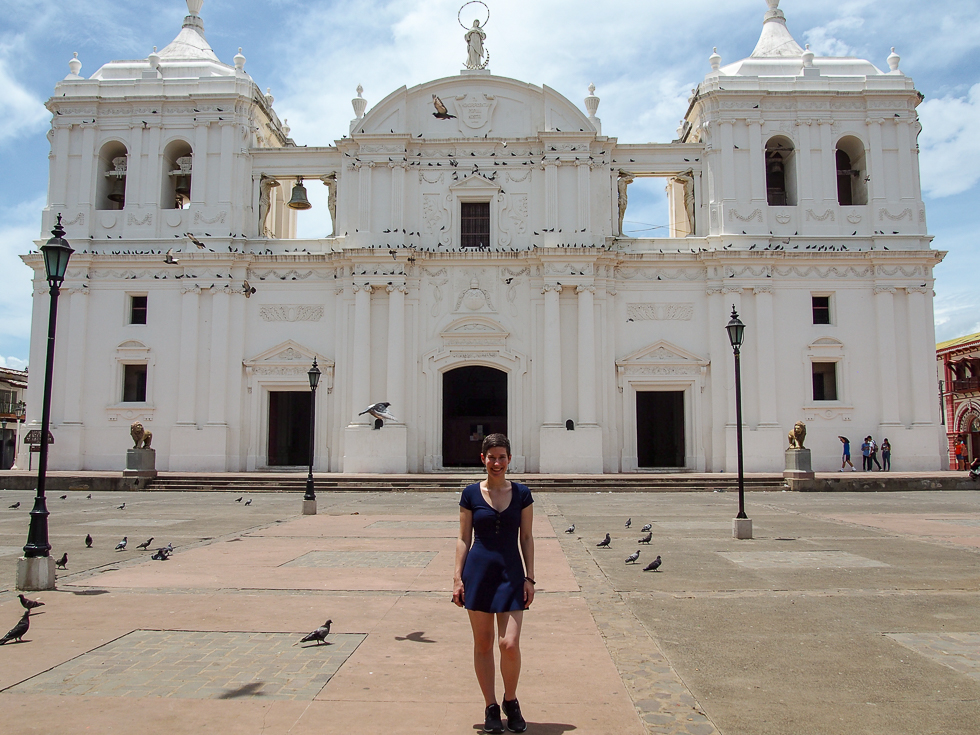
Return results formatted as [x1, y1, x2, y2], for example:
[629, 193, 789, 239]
[453, 433, 534, 734]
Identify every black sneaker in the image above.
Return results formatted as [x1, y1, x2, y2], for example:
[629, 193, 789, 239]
[484, 703, 504, 734]
[502, 698, 527, 733]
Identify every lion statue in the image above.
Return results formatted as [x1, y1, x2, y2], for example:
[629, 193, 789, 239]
[787, 421, 806, 449]
[130, 421, 153, 449]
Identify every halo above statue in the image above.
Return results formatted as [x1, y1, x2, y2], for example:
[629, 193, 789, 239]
[458, 1, 490, 30]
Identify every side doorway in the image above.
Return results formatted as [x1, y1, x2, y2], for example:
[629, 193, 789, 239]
[268, 391, 311, 467]
[636, 391, 685, 468]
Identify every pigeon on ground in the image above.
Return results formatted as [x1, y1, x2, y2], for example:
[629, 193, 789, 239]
[244, 499, 252, 506]
[85, 534, 93, 548]
[59, 495, 67, 500]
[358, 402, 399, 423]
[640, 523, 652, 532]
[625, 550, 641, 564]
[624, 518, 631, 529]
[86, 494, 92, 499]
[55, 553, 68, 569]
[638, 532, 652, 544]
[115, 537, 128, 551]
[644, 555, 662, 572]
[117, 503, 126, 510]
[136, 537, 154, 550]
[564, 524, 575, 533]
[151, 548, 170, 561]
[8, 502, 20, 509]
[596, 533, 611, 548]
[0, 611, 30, 645]
[299, 619, 333, 645]
[18, 594, 44, 611]
[164, 543, 174, 554]
[235, 497, 242, 503]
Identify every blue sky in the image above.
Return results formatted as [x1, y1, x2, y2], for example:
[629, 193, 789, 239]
[2, 0, 979, 370]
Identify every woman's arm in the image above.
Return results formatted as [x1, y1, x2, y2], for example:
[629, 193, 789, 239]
[519, 504, 535, 608]
[453, 506, 473, 607]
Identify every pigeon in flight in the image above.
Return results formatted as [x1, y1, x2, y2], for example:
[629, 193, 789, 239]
[164, 248, 179, 265]
[18, 594, 44, 611]
[55, 553, 68, 569]
[625, 550, 641, 564]
[564, 524, 575, 533]
[644, 555, 662, 572]
[117, 503, 126, 510]
[299, 619, 333, 645]
[624, 518, 631, 529]
[596, 533, 611, 548]
[0, 611, 30, 645]
[115, 537, 128, 551]
[85, 534, 93, 548]
[136, 537, 154, 550]
[431, 95, 456, 120]
[8, 502, 20, 509]
[640, 523, 652, 532]
[358, 402, 399, 423]
[638, 532, 652, 544]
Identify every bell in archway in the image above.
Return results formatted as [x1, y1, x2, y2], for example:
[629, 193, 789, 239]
[107, 175, 126, 204]
[174, 174, 191, 199]
[287, 178, 312, 210]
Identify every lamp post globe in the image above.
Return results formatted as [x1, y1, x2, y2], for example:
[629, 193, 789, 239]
[19, 215, 73, 590]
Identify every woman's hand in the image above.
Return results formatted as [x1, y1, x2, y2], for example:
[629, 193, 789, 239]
[452, 578, 465, 607]
[523, 578, 535, 609]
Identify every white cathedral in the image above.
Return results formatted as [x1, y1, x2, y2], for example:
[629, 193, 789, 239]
[20, 0, 945, 474]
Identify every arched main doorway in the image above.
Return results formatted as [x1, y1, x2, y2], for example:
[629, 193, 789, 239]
[443, 366, 507, 467]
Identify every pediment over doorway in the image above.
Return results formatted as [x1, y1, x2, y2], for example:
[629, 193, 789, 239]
[440, 316, 509, 349]
[243, 340, 334, 391]
[617, 340, 708, 379]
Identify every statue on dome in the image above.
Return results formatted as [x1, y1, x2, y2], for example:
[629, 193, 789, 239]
[459, 2, 490, 70]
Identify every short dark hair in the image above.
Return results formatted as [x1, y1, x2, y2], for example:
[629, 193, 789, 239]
[481, 433, 511, 456]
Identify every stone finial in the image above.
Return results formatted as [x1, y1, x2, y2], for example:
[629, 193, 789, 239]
[584, 83, 600, 116]
[265, 87, 275, 106]
[709, 47, 721, 71]
[802, 43, 814, 68]
[887, 47, 901, 72]
[68, 52, 82, 77]
[148, 46, 160, 70]
[352, 85, 367, 119]
[282, 119, 291, 136]
[186, 0, 204, 15]
[234, 47, 246, 71]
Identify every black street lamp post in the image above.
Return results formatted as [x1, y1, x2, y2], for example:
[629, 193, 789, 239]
[21, 216, 73, 585]
[726, 306, 750, 531]
[304, 359, 321, 514]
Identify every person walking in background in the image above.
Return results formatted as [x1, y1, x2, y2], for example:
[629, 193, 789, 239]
[881, 438, 891, 471]
[839, 436, 856, 471]
[868, 436, 883, 471]
[954, 436, 967, 470]
[861, 437, 872, 471]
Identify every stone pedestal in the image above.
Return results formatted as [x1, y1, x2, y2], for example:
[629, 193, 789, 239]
[784, 447, 814, 480]
[302, 499, 317, 515]
[539, 425, 604, 474]
[124, 448, 158, 478]
[343, 424, 407, 473]
[16, 556, 57, 591]
[732, 518, 753, 540]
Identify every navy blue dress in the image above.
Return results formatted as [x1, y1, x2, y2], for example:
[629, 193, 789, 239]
[460, 482, 534, 613]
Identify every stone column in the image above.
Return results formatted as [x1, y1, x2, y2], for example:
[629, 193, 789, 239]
[390, 162, 405, 234]
[818, 120, 835, 205]
[896, 120, 915, 201]
[874, 286, 901, 426]
[545, 163, 558, 231]
[906, 286, 933, 424]
[747, 120, 765, 204]
[207, 288, 230, 425]
[126, 124, 144, 207]
[192, 123, 209, 205]
[358, 163, 373, 233]
[62, 288, 89, 425]
[542, 284, 562, 425]
[576, 285, 596, 425]
[351, 284, 373, 424]
[50, 126, 70, 208]
[218, 121, 235, 204]
[176, 287, 200, 425]
[867, 119, 885, 209]
[753, 285, 778, 427]
[79, 124, 97, 207]
[719, 120, 736, 206]
[576, 163, 591, 233]
[796, 120, 813, 204]
[386, 284, 407, 421]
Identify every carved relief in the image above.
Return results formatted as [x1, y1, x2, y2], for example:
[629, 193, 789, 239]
[194, 210, 227, 225]
[805, 209, 835, 222]
[259, 305, 324, 322]
[878, 207, 912, 222]
[774, 213, 792, 224]
[626, 303, 694, 321]
[420, 172, 444, 184]
[729, 208, 763, 222]
[455, 278, 496, 312]
[846, 213, 863, 224]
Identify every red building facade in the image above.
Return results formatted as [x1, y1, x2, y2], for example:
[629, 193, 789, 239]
[937, 332, 980, 468]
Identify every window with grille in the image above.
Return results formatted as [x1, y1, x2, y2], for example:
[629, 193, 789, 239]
[460, 202, 490, 249]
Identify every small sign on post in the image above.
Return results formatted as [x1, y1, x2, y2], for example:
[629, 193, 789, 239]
[23, 430, 54, 471]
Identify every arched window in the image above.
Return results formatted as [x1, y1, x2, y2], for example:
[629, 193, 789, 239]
[161, 140, 193, 209]
[96, 141, 128, 210]
[836, 136, 868, 205]
[765, 136, 796, 206]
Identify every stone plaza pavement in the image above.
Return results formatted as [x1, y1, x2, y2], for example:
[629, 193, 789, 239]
[0, 486, 979, 734]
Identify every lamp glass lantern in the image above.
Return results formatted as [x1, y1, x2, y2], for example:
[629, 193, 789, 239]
[726, 308, 745, 351]
[41, 216, 74, 288]
[308, 360, 321, 390]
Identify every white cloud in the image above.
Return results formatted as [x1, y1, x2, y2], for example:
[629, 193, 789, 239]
[0, 196, 44, 360]
[801, 16, 864, 57]
[0, 58, 48, 145]
[918, 83, 980, 198]
[0, 355, 28, 371]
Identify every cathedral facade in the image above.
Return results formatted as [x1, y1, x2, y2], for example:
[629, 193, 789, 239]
[20, 1, 945, 474]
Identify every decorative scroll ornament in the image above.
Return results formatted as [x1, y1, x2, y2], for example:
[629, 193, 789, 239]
[459, 2, 490, 69]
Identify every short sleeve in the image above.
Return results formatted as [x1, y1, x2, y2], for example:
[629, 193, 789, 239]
[460, 483, 477, 510]
[519, 483, 534, 509]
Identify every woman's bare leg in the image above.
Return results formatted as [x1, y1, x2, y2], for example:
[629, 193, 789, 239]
[468, 610, 498, 706]
[497, 610, 524, 701]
